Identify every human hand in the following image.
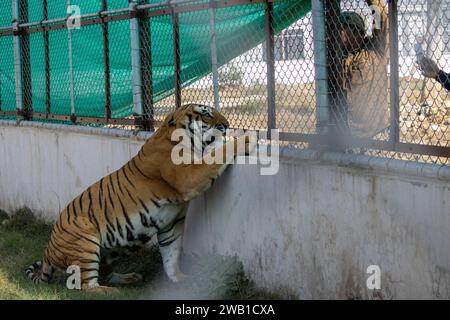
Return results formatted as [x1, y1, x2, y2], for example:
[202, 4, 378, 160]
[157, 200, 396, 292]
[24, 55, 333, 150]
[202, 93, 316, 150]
[417, 56, 440, 79]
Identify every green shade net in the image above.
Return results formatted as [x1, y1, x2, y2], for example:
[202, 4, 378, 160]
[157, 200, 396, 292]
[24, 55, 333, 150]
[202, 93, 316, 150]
[0, 0, 311, 118]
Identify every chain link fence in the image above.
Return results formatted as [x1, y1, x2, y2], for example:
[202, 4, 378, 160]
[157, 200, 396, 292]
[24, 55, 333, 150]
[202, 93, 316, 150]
[0, 0, 449, 164]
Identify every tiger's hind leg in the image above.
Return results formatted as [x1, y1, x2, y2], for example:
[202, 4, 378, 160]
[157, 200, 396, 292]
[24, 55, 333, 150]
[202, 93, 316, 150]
[157, 204, 189, 283]
[74, 259, 119, 294]
[66, 241, 117, 294]
[100, 243, 150, 286]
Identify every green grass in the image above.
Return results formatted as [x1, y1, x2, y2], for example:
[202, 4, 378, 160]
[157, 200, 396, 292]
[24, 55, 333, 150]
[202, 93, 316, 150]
[0, 208, 275, 300]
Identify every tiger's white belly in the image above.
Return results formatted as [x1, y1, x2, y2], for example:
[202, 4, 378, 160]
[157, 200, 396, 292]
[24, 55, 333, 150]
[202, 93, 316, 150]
[100, 201, 184, 249]
[133, 202, 183, 237]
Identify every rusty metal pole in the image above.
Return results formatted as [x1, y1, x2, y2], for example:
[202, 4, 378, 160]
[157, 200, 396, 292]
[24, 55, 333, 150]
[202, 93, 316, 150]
[129, 0, 143, 121]
[101, 0, 111, 121]
[20, 0, 31, 120]
[43, 0, 50, 116]
[12, 0, 23, 115]
[172, 9, 182, 109]
[139, 0, 154, 130]
[67, 0, 75, 119]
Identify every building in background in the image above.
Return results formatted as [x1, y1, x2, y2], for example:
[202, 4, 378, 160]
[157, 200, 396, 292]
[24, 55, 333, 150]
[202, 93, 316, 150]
[219, 0, 450, 86]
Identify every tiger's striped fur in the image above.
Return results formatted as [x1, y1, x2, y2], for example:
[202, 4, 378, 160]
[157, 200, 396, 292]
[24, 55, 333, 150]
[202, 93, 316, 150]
[26, 104, 249, 293]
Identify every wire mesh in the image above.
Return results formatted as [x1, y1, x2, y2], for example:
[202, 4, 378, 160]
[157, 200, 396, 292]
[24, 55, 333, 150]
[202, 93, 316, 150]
[322, 0, 449, 164]
[48, 28, 70, 115]
[109, 19, 132, 119]
[212, 3, 269, 131]
[396, 0, 450, 164]
[148, 13, 176, 124]
[275, 12, 316, 135]
[0, 0, 449, 165]
[29, 31, 46, 113]
[70, 23, 104, 117]
[0, 36, 15, 114]
[325, 0, 390, 138]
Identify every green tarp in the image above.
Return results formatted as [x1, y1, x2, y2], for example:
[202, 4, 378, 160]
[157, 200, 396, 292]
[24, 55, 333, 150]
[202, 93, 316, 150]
[0, 0, 311, 118]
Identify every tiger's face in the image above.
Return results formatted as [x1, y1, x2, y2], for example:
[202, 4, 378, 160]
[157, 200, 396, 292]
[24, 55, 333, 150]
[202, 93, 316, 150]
[164, 104, 229, 138]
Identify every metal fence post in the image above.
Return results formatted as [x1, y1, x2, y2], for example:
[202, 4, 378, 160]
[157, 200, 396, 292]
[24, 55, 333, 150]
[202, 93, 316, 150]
[67, 0, 75, 119]
[12, 0, 24, 116]
[388, 0, 400, 144]
[209, 2, 220, 110]
[139, 0, 154, 130]
[324, 0, 347, 147]
[312, 0, 329, 136]
[129, 0, 143, 120]
[43, 0, 51, 116]
[101, 0, 111, 121]
[264, 0, 276, 137]
[172, 7, 182, 109]
[20, 0, 31, 120]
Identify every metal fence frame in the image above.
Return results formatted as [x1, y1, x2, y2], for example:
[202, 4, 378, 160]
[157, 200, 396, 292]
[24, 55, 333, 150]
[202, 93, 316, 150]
[0, 0, 449, 160]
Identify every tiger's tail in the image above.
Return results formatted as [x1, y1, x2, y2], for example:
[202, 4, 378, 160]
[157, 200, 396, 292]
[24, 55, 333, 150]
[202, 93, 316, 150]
[26, 260, 54, 284]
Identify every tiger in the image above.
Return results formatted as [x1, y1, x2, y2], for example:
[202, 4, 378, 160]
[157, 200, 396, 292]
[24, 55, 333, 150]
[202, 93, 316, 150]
[25, 103, 252, 293]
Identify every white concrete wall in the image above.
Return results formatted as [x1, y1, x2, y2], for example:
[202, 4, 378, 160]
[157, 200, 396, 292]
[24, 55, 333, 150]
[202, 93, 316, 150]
[185, 156, 450, 299]
[0, 121, 149, 220]
[1, 121, 450, 299]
